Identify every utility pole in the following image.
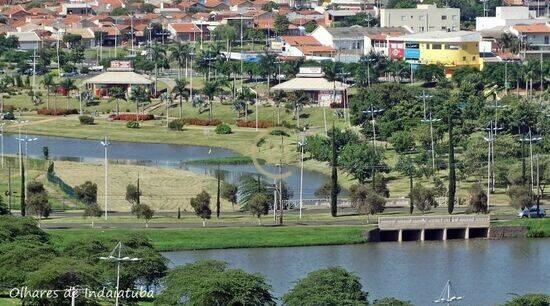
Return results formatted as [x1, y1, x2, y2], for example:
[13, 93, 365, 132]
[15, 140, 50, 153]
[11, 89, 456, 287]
[483, 123, 494, 210]
[418, 90, 440, 171]
[100, 137, 110, 220]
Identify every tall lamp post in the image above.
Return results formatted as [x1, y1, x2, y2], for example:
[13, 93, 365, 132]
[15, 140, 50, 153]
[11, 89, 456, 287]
[100, 137, 110, 220]
[297, 133, 306, 219]
[99, 242, 141, 306]
[363, 106, 384, 187]
[0, 123, 5, 168]
[418, 90, 440, 171]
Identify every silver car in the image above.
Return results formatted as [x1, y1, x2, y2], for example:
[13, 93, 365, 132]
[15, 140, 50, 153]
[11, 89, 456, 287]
[518, 206, 546, 218]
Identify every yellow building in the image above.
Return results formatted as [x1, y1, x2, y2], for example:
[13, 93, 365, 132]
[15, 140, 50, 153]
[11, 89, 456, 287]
[394, 31, 483, 77]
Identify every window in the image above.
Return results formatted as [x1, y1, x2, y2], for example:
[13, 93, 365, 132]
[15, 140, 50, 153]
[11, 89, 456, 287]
[462, 56, 466, 61]
[401, 15, 406, 21]
[545, 36, 549, 44]
[451, 26, 457, 31]
[441, 26, 447, 30]
[447, 44, 459, 50]
[442, 15, 447, 20]
[472, 56, 476, 60]
[419, 26, 425, 31]
[432, 44, 442, 49]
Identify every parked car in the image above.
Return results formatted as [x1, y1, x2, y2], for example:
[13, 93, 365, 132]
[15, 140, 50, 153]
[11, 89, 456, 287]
[60, 71, 77, 77]
[518, 206, 546, 218]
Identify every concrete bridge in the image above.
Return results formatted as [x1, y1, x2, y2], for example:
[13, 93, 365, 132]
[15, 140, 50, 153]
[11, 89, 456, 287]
[373, 215, 491, 242]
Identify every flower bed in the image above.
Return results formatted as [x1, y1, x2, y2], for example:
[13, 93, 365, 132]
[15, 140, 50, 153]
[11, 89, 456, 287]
[236, 120, 273, 128]
[183, 118, 222, 126]
[109, 113, 155, 121]
[37, 108, 79, 116]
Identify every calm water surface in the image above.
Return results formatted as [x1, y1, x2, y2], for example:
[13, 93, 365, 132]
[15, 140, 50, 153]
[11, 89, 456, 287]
[162, 239, 550, 305]
[2, 134, 333, 199]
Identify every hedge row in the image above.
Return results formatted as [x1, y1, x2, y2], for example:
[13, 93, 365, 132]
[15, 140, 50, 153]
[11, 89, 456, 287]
[236, 120, 273, 128]
[37, 108, 79, 116]
[109, 113, 155, 121]
[183, 118, 222, 126]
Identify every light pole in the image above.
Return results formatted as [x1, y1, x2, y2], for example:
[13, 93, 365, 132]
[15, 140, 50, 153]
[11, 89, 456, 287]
[100, 137, 110, 220]
[483, 124, 494, 211]
[418, 90, 440, 171]
[0, 123, 5, 168]
[99, 242, 141, 306]
[363, 106, 384, 187]
[298, 134, 306, 219]
[519, 129, 542, 193]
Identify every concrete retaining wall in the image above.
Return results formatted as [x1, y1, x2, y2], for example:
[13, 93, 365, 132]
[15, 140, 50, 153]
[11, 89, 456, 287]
[489, 226, 528, 239]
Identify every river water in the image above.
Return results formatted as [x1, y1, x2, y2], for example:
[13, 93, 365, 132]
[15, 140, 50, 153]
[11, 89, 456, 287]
[1, 134, 332, 199]
[162, 239, 550, 305]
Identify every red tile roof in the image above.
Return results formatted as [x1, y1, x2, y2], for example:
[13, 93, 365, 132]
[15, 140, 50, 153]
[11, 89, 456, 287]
[512, 23, 550, 33]
[170, 23, 202, 33]
[281, 35, 321, 46]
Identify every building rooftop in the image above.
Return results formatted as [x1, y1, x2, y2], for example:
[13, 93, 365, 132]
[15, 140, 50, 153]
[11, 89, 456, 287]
[512, 23, 550, 33]
[84, 71, 153, 85]
[6, 31, 41, 42]
[394, 30, 482, 42]
[271, 77, 348, 91]
[321, 26, 411, 39]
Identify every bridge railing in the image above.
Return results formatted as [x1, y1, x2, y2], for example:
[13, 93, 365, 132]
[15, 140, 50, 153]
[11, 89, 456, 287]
[378, 215, 490, 230]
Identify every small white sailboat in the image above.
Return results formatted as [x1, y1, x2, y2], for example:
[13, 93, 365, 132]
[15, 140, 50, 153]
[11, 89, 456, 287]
[434, 280, 463, 305]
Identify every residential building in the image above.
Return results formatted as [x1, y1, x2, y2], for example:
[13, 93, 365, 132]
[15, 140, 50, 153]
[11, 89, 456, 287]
[61, 3, 95, 15]
[7, 31, 41, 50]
[275, 35, 335, 59]
[84, 61, 153, 98]
[510, 23, 550, 50]
[392, 30, 482, 76]
[271, 67, 349, 106]
[167, 23, 203, 42]
[311, 25, 410, 61]
[476, 6, 548, 31]
[503, 0, 548, 18]
[380, 4, 460, 32]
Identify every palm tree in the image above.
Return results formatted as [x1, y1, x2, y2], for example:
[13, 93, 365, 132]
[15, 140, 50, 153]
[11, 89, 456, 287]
[237, 87, 256, 120]
[41, 73, 56, 110]
[202, 79, 218, 119]
[171, 78, 189, 118]
[60, 78, 76, 110]
[130, 86, 150, 120]
[145, 43, 166, 94]
[169, 42, 192, 79]
[289, 90, 310, 127]
[272, 90, 286, 125]
[109, 86, 126, 115]
[259, 51, 277, 97]
[232, 99, 246, 118]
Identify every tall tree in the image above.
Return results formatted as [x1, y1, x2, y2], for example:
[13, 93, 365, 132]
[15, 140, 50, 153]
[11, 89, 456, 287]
[249, 193, 269, 225]
[41, 73, 56, 110]
[216, 166, 221, 218]
[60, 78, 76, 110]
[145, 43, 166, 94]
[169, 42, 192, 79]
[26, 181, 51, 225]
[221, 182, 238, 211]
[109, 86, 126, 115]
[330, 125, 338, 217]
[190, 191, 212, 227]
[395, 155, 419, 214]
[171, 78, 189, 118]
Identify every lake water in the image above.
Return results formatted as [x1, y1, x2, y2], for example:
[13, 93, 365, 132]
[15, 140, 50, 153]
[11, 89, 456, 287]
[162, 239, 550, 305]
[1, 134, 334, 199]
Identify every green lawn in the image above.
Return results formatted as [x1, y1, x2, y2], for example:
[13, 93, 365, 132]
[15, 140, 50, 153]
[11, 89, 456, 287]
[495, 217, 550, 237]
[47, 225, 372, 251]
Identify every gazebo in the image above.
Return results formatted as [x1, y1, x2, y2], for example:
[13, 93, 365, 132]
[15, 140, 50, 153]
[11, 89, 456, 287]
[84, 61, 154, 98]
[270, 67, 349, 107]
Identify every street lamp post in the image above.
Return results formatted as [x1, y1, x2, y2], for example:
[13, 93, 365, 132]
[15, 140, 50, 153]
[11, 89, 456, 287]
[0, 123, 5, 168]
[418, 90, 440, 171]
[298, 134, 306, 219]
[483, 123, 495, 211]
[100, 137, 110, 220]
[99, 242, 141, 306]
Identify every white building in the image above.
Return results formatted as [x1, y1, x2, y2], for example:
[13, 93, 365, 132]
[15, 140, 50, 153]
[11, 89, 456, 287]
[311, 25, 410, 61]
[6, 32, 41, 50]
[510, 23, 550, 50]
[380, 4, 460, 32]
[476, 6, 548, 31]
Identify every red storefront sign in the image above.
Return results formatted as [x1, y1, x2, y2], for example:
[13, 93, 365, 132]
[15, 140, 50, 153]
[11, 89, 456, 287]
[389, 41, 404, 60]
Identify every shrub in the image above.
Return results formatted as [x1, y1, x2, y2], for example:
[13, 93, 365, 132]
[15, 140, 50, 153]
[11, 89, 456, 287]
[236, 120, 273, 128]
[37, 108, 79, 116]
[108, 113, 155, 121]
[183, 118, 222, 126]
[126, 121, 140, 129]
[3, 112, 15, 120]
[80, 67, 90, 74]
[168, 119, 185, 131]
[270, 129, 289, 137]
[215, 123, 232, 134]
[526, 227, 545, 238]
[78, 115, 94, 125]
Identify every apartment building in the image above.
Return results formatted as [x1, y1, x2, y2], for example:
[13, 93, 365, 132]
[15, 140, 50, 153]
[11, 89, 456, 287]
[380, 4, 460, 32]
[476, 6, 548, 31]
